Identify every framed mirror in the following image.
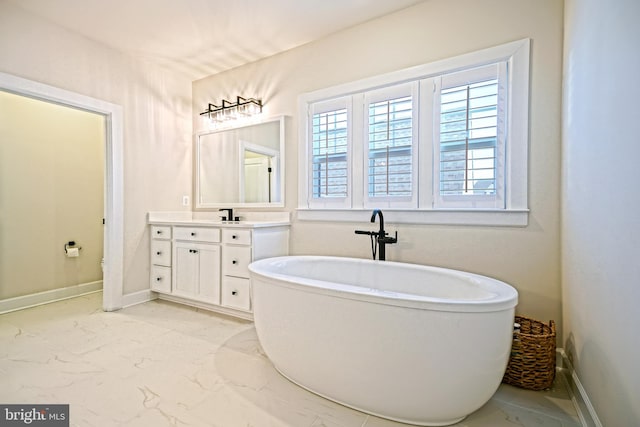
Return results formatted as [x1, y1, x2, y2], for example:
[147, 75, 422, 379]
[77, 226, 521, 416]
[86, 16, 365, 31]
[195, 116, 285, 208]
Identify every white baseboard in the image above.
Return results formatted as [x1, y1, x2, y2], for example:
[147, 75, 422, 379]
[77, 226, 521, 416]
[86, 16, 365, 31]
[0, 281, 103, 314]
[557, 349, 603, 427]
[121, 289, 157, 308]
[157, 293, 253, 321]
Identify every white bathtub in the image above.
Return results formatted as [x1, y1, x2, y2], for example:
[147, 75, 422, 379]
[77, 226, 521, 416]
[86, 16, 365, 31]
[248, 256, 518, 426]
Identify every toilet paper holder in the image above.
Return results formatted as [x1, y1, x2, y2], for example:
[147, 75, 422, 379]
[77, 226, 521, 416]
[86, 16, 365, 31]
[64, 241, 82, 254]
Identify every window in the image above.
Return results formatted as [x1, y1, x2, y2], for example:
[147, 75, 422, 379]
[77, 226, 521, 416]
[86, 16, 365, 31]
[312, 108, 348, 199]
[307, 98, 352, 208]
[439, 80, 499, 196]
[364, 83, 418, 208]
[434, 63, 508, 209]
[368, 96, 413, 198]
[298, 39, 530, 226]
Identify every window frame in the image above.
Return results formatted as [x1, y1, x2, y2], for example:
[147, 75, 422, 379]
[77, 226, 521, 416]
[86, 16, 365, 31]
[433, 62, 508, 209]
[307, 97, 353, 209]
[363, 82, 419, 209]
[297, 38, 530, 226]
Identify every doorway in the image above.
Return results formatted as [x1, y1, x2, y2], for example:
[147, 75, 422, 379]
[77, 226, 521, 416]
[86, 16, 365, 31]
[0, 72, 123, 311]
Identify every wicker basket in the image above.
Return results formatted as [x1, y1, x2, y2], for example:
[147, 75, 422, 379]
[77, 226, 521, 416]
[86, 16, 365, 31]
[502, 315, 556, 391]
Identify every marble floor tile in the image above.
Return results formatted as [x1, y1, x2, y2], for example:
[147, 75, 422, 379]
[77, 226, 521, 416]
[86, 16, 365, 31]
[0, 293, 581, 427]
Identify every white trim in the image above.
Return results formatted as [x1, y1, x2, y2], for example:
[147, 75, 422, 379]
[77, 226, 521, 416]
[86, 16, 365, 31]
[0, 281, 103, 314]
[296, 208, 528, 227]
[122, 289, 157, 308]
[505, 38, 530, 211]
[0, 72, 124, 312]
[558, 349, 604, 427]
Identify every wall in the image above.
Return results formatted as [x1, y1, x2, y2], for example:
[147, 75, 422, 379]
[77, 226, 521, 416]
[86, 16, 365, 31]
[0, 91, 104, 299]
[0, 3, 193, 296]
[194, 0, 564, 325]
[562, 0, 640, 425]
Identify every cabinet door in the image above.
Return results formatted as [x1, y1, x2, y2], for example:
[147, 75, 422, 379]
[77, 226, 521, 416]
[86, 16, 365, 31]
[198, 244, 221, 304]
[174, 243, 199, 297]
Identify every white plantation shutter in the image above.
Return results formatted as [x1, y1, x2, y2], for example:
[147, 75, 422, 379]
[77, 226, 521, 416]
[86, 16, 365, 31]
[308, 98, 351, 208]
[299, 39, 529, 223]
[434, 62, 508, 209]
[364, 83, 418, 208]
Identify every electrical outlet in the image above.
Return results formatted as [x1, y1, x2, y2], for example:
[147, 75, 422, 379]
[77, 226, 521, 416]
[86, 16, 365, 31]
[182, 195, 190, 206]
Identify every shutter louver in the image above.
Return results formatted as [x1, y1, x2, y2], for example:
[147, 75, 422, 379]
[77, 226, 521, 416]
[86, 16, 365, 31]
[312, 109, 348, 198]
[367, 96, 413, 198]
[439, 79, 498, 196]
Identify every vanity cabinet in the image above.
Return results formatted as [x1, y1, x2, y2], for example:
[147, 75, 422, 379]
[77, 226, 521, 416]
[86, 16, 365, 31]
[150, 225, 172, 293]
[148, 220, 288, 320]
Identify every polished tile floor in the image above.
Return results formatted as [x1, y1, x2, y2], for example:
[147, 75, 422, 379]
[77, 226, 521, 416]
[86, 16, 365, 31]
[0, 293, 581, 426]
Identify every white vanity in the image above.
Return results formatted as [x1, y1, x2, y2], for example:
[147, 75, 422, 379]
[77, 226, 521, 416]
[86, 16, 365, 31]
[148, 116, 289, 320]
[148, 212, 289, 320]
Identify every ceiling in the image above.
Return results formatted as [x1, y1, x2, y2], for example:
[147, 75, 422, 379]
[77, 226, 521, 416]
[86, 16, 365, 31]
[8, 0, 426, 79]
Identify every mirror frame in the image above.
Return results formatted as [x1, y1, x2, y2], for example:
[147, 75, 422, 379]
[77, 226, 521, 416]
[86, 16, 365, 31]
[194, 115, 285, 209]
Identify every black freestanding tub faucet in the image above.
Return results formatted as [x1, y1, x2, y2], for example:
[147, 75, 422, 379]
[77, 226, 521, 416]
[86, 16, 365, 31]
[355, 209, 398, 260]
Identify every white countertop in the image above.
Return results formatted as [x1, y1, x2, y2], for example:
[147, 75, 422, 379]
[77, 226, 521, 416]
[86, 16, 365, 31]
[147, 211, 290, 228]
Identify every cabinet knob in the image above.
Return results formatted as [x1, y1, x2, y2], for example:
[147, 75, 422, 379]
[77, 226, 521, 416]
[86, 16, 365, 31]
[156, 230, 162, 235]
[232, 260, 237, 265]
[191, 232, 196, 236]
[232, 235, 237, 239]
[232, 291, 237, 295]
[156, 251, 162, 255]
[156, 277, 162, 281]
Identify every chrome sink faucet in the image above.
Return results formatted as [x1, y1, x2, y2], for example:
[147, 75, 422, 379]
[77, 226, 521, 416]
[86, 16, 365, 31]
[355, 209, 398, 260]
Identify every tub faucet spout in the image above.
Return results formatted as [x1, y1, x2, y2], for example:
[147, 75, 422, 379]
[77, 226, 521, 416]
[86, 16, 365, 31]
[371, 209, 384, 233]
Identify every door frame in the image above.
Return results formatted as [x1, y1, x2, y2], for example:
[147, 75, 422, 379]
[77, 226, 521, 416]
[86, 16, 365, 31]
[0, 71, 124, 311]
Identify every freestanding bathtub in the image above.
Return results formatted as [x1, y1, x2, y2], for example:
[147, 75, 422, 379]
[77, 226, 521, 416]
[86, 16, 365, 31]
[248, 256, 518, 426]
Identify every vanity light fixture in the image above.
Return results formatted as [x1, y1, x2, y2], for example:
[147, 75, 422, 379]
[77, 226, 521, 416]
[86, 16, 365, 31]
[200, 96, 263, 123]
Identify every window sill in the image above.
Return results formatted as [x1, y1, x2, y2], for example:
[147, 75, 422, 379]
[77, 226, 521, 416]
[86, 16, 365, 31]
[296, 208, 529, 227]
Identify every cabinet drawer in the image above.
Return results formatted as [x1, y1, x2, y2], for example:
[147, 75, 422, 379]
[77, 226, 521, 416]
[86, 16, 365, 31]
[151, 225, 171, 240]
[222, 246, 252, 278]
[221, 277, 251, 311]
[151, 240, 171, 266]
[150, 265, 172, 293]
[174, 227, 220, 243]
[222, 228, 251, 245]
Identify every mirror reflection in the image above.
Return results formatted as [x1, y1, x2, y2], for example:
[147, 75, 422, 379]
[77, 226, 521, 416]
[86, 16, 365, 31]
[196, 116, 284, 208]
